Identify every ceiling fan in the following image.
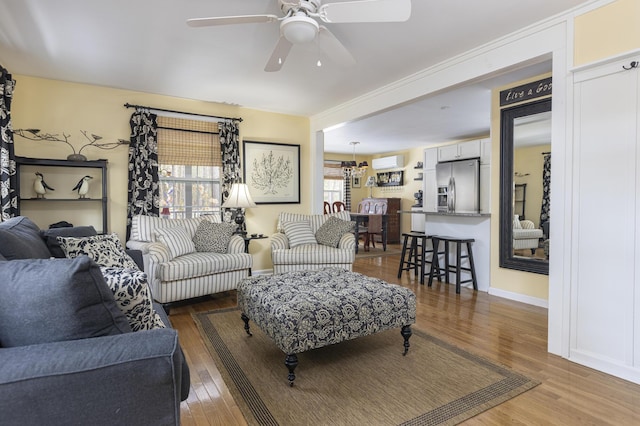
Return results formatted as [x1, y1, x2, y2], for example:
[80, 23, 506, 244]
[187, 0, 412, 72]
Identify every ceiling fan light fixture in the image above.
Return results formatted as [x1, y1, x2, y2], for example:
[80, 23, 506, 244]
[281, 15, 319, 44]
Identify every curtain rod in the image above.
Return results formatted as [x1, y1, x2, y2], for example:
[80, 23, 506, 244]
[542, 151, 551, 155]
[124, 103, 242, 122]
[157, 125, 219, 136]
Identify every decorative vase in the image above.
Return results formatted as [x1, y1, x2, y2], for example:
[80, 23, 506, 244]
[67, 153, 87, 161]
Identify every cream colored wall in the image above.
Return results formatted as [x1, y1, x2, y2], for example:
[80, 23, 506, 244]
[514, 144, 551, 227]
[11, 75, 310, 272]
[323, 152, 370, 207]
[323, 148, 423, 232]
[368, 149, 421, 232]
[574, 0, 640, 66]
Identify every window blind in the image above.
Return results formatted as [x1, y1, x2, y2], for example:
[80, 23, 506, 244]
[324, 160, 343, 180]
[156, 116, 221, 166]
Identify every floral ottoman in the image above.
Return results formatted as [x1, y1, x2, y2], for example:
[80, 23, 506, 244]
[237, 268, 416, 386]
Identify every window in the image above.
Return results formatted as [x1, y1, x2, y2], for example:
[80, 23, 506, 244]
[323, 160, 344, 204]
[159, 165, 221, 219]
[157, 116, 222, 219]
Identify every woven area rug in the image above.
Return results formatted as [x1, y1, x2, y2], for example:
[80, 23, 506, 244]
[193, 308, 538, 425]
[355, 246, 402, 259]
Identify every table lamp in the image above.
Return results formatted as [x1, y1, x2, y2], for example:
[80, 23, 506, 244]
[365, 176, 377, 198]
[221, 183, 257, 234]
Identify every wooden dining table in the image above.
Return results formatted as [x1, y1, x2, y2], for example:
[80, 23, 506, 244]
[350, 212, 389, 254]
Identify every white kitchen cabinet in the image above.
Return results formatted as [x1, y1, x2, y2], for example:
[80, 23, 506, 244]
[570, 52, 640, 383]
[424, 148, 438, 170]
[424, 140, 487, 213]
[437, 139, 481, 162]
[479, 164, 490, 213]
[410, 206, 426, 232]
[423, 148, 438, 212]
[479, 138, 491, 213]
[480, 138, 491, 165]
[422, 169, 437, 212]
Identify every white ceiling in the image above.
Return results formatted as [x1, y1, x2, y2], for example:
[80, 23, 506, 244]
[0, 0, 588, 154]
[323, 60, 553, 154]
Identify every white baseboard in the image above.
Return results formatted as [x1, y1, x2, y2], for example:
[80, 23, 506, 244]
[488, 287, 548, 308]
[569, 350, 640, 386]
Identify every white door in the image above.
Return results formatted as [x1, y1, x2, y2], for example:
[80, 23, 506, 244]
[571, 55, 640, 381]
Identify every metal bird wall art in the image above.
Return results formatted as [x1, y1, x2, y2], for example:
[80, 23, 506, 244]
[33, 172, 54, 198]
[72, 175, 93, 198]
[14, 129, 129, 161]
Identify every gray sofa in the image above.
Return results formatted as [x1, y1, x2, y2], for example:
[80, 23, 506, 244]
[0, 216, 189, 426]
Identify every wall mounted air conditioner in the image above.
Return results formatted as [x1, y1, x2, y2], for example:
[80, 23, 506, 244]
[372, 155, 404, 170]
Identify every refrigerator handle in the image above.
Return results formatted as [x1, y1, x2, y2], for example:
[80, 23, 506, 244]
[448, 176, 455, 213]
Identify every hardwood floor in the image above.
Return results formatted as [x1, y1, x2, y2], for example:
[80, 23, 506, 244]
[170, 249, 640, 425]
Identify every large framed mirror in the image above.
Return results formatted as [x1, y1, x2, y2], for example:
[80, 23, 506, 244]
[499, 98, 551, 275]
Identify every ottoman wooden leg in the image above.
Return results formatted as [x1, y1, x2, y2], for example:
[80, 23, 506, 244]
[241, 313, 252, 336]
[401, 325, 412, 356]
[285, 354, 298, 386]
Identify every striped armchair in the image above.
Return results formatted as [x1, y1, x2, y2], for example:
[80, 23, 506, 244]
[271, 211, 356, 274]
[513, 216, 543, 254]
[126, 215, 252, 308]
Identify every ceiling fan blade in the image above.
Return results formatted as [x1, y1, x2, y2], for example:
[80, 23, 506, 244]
[318, 0, 411, 23]
[187, 14, 279, 27]
[264, 36, 293, 72]
[318, 26, 356, 67]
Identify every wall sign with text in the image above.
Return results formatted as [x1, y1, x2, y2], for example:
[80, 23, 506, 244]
[500, 77, 552, 107]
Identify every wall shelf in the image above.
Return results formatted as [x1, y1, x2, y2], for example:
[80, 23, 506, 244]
[16, 156, 108, 232]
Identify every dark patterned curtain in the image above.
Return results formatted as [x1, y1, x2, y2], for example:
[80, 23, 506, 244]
[343, 170, 352, 211]
[126, 110, 159, 238]
[218, 120, 241, 204]
[539, 153, 551, 238]
[0, 65, 17, 220]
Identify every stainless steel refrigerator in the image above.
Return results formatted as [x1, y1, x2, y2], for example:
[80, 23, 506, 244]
[435, 158, 480, 213]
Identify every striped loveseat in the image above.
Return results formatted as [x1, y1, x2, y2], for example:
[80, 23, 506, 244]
[513, 215, 543, 254]
[126, 215, 252, 309]
[271, 211, 356, 274]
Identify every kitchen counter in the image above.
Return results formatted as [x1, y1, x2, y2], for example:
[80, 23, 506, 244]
[398, 210, 491, 218]
[398, 210, 491, 292]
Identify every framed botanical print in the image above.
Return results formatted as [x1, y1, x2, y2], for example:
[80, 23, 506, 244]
[243, 140, 300, 204]
[352, 176, 361, 188]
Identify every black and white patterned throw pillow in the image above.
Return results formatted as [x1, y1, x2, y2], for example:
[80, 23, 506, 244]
[192, 221, 237, 253]
[100, 267, 166, 331]
[315, 217, 354, 248]
[58, 233, 139, 269]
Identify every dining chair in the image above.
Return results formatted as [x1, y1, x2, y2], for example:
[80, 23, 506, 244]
[332, 201, 346, 213]
[367, 202, 387, 249]
[323, 201, 331, 215]
[357, 201, 371, 214]
[355, 201, 372, 251]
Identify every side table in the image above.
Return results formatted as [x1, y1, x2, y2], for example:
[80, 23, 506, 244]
[243, 235, 268, 276]
[243, 234, 268, 253]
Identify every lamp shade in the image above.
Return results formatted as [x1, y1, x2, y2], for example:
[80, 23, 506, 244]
[221, 183, 257, 208]
[365, 176, 377, 187]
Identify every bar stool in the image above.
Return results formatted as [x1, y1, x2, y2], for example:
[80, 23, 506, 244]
[428, 236, 478, 294]
[397, 232, 443, 285]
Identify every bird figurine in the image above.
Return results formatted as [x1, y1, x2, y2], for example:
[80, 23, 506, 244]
[72, 175, 93, 198]
[33, 172, 55, 198]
